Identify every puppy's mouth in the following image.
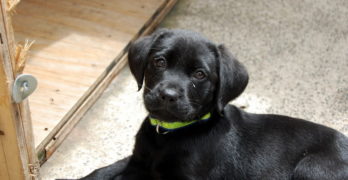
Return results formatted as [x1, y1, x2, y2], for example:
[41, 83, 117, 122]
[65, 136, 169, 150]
[150, 111, 184, 122]
[144, 94, 197, 122]
[147, 102, 195, 121]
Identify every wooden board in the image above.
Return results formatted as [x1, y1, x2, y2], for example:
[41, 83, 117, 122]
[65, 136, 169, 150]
[11, 0, 173, 151]
[43, 0, 177, 162]
[1, 1, 38, 179]
[0, 38, 26, 180]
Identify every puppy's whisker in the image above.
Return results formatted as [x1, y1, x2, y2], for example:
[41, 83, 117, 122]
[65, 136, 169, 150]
[157, 79, 172, 84]
[150, 47, 163, 51]
[145, 86, 153, 92]
[187, 98, 201, 106]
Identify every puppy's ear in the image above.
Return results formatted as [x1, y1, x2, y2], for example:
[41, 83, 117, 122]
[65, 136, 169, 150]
[216, 44, 249, 114]
[128, 29, 168, 90]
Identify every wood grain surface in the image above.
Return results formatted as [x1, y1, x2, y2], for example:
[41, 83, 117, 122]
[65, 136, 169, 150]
[11, 0, 168, 149]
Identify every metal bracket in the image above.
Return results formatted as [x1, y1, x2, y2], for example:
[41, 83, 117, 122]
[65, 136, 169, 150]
[12, 74, 38, 103]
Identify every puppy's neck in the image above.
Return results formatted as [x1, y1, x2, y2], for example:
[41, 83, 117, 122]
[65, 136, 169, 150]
[149, 113, 211, 134]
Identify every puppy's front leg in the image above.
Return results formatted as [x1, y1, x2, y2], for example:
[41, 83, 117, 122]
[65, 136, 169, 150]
[79, 156, 131, 180]
[113, 156, 152, 180]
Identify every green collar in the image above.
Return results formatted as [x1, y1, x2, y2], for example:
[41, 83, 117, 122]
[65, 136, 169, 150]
[149, 113, 211, 133]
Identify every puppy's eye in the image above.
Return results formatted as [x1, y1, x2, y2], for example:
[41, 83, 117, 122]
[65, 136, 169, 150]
[153, 57, 166, 68]
[193, 70, 206, 79]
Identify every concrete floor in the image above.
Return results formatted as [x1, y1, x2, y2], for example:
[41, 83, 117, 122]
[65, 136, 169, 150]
[40, 0, 348, 179]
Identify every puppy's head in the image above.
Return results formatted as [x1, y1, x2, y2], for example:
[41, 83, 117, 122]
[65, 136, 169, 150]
[129, 29, 248, 122]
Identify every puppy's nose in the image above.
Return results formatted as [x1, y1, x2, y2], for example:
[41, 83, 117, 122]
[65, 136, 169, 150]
[159, 88, 179, 103]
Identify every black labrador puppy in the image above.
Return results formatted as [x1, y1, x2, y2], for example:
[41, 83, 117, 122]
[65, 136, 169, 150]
[81, 29, 348, 180]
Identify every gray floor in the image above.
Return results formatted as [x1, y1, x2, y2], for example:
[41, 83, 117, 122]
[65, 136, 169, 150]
[40, 0, 348, 179]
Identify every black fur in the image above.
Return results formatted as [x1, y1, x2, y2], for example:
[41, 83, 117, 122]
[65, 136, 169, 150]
[81, 29, 348, 180]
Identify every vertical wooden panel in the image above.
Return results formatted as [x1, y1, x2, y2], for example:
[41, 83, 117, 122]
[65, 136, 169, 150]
[0, 0, 38, 179]
[0, 56, 26, 180]
[0, 139, 10, 180]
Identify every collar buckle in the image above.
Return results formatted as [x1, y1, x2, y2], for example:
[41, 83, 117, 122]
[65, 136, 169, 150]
[156, 124, 169, 135]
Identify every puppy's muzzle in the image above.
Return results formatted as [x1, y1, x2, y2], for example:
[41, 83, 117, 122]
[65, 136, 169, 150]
[158, 87, 182, 105]
[159, 88, 180, 103]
